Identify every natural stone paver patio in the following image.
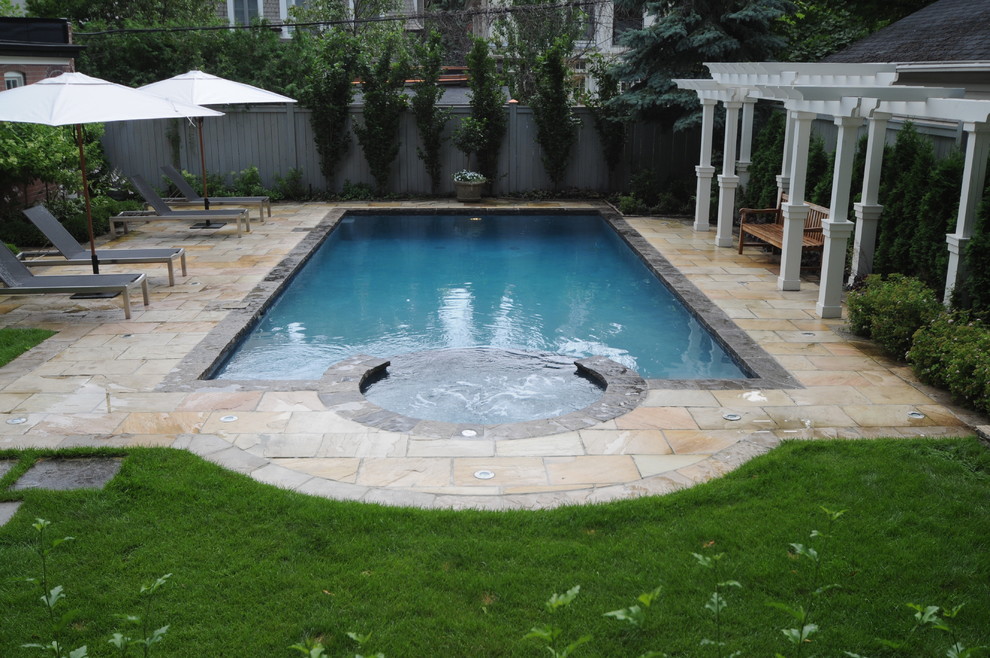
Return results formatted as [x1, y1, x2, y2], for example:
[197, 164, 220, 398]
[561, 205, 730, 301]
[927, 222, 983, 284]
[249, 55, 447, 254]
[0, 200, 986, 510]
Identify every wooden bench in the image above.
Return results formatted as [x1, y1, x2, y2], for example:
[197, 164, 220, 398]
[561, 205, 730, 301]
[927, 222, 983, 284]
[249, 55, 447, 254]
[738, 193, 827, 265]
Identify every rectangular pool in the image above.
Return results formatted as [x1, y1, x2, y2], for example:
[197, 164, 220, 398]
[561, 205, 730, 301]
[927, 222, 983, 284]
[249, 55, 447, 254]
[213, 213, 748, 380]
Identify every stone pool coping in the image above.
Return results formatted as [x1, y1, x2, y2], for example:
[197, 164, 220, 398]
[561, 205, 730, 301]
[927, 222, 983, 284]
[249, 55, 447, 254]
[159, 203, 799, 394]
[0, 199, 983, 511]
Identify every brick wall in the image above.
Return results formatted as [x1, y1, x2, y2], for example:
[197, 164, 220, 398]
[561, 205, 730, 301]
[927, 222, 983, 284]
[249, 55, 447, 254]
[0, 61, 72, 86]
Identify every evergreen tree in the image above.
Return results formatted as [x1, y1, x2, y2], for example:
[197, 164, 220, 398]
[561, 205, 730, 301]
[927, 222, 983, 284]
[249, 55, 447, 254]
[910, 150, 963, 293]
[354, 33, 411, 194]
[463, 38, 507, 185]
[411, 31, 451, 195]
[959, 172, 990, 316]
[300, 30, 361, 186]
[585, 56, 628, 189]
[875, 123, 935, 276]
[613, 0, 795, 129]
[531, 38, 580, 187]
[805, 134, 830, 205]
[739, 110, 785, 210]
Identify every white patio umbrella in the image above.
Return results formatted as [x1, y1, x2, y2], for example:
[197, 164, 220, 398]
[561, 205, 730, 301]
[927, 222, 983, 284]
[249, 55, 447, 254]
[0, 72, 222, 273]
[139, 70, 296, 209]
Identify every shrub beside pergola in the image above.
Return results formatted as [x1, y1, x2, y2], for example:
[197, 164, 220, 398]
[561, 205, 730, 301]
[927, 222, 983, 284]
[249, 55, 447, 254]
[676, 62, 990, 319]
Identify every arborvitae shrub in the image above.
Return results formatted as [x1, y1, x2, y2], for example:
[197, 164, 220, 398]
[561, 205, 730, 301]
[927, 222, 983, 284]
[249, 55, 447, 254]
[960, 180, 990, 316]
[876, 123, 935, 275]
[910, 150, 963, 293]
[739, 111, 785, 210]
[846, 274, 943, 360]
[805, 135, 830, 204]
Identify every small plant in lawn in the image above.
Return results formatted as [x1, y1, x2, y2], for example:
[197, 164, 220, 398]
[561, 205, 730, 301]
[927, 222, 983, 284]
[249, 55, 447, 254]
[895, 603, 986, 657]
[107, 573, 172, 657]
[21, 518, 86, 658]
[767, 507, 845, 657]
[20, 518, 172, 658]
[692, 548, 742, 657]
[289, 632, 384, 658]
[603, 584, 662, 630]
[524, 585, 591, 657]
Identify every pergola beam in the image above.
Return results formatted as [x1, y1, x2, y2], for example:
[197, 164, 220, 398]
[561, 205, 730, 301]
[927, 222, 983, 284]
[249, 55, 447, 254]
[675, 63, 989, 318]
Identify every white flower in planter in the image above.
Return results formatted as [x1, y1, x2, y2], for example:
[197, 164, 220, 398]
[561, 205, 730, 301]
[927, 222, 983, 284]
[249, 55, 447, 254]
[453, 170, 487, 183]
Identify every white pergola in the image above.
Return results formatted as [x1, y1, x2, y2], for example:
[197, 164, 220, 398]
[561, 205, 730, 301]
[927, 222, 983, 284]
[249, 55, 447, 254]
[676, 62, 990, 318]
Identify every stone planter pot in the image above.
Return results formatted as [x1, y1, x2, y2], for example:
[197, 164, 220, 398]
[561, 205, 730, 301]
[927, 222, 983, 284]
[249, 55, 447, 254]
[454, 180, 485, 202]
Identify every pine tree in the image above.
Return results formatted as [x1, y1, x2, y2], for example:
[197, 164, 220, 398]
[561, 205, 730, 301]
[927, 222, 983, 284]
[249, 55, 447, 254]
[613, 0, 795, 129]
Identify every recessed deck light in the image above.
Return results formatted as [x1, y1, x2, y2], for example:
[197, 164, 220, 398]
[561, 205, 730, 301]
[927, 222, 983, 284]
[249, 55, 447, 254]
[907, 411, 925, 419]
[219, 415, 238, 423]
[474, 470, 495, 480]
[722, 412, 742, 421]
[6, 417, 27, 425]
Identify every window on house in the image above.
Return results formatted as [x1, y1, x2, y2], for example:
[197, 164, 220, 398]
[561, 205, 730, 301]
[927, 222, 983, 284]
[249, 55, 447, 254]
[230, 0, 261, 25]
[575, 3, 596, 43]
[4, 72, 25, 90]
[612, 4, 642, 46]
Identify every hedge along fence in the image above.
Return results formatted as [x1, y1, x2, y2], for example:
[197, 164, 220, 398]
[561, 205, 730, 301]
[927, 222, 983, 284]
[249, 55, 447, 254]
[100, 104, 701, 197]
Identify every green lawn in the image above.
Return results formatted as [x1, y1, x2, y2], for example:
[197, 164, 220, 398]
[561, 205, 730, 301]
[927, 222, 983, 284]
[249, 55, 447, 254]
[0, 328, 55, 366]
[1, 439, 988, 656]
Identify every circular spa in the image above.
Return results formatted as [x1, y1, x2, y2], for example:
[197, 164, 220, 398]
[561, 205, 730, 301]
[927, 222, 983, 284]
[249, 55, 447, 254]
[361, 347, 605, 425]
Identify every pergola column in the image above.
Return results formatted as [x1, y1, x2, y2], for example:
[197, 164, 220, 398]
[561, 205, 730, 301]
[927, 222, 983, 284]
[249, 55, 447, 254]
[849, 111, 890, 283]
[693, 97, 718, 232]
[817, 115, 863, 317]
[736, 98, 756, 189]
[778, 110, 816, 291]
[775, 110, 795, 204]
[945, 122, 990, 301]
[716, 99, 742, 247]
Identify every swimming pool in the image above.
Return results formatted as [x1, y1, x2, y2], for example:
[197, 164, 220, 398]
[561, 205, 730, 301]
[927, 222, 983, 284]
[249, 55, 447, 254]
[212, 213, 747, 381]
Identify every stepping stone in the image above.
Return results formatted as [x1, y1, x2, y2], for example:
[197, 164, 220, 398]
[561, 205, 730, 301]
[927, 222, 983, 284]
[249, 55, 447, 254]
[0, 501, 22, 527]
[0, 460, 14, 480]
[10, 457, 123, 491]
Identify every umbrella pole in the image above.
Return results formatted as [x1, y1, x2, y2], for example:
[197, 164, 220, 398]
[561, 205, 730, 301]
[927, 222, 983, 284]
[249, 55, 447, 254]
[76, 124, 99, 274]
[198, 117, 210, 212]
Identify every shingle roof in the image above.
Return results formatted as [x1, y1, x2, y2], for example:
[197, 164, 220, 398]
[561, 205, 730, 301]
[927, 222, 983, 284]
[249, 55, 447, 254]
[825, 0, 990, 63]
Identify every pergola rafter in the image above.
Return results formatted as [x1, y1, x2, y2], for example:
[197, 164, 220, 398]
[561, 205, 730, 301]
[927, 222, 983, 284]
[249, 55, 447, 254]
[676, 63, 990, 318]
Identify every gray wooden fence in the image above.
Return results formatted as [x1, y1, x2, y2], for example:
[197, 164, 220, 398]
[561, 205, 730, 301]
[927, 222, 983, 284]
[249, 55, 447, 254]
[100, 104, 701, 196]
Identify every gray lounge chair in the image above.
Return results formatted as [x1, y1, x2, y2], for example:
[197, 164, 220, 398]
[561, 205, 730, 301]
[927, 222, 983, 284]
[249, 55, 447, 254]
[123, 175, 249, 238]
[160, 165, 271, 222]
[21, 206, 187, 286]
[0, 244, 148, 319]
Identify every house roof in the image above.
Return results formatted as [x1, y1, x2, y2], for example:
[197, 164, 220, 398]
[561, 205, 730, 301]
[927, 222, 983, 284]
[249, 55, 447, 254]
[824, 0, 990, 63]
[0, 17, 85, 60]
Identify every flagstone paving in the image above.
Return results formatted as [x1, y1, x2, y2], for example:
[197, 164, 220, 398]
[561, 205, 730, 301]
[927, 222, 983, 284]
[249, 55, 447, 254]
[0, 200, 986, 510]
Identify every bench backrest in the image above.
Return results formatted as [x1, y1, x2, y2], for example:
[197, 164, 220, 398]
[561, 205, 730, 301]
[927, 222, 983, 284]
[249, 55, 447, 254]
[779, 193, 828, 231]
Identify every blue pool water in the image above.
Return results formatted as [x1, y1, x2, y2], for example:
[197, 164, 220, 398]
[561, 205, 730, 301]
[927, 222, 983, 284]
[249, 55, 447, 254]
[214, 214, 746, 381]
